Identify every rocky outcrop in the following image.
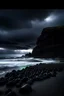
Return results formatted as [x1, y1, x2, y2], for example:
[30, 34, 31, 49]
[32, 26, 64, 58]
[25, 53, 32, 57]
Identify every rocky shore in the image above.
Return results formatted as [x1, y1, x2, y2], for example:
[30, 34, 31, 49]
[0, 63, 64, 96]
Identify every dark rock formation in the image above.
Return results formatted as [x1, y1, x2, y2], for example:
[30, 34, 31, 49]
[0, 64, 63, 95]
[6, 79, 16, 87]
[0, 77, 6, 86]
[25, 53, 32, 57]
[32, 26, 64, 58]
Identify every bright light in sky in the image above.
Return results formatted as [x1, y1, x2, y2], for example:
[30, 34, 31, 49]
[31, 14, 57, 28]
[14, 48, 33, 54]
[44, 15, 57, 22]
[0, 47, 6, 50]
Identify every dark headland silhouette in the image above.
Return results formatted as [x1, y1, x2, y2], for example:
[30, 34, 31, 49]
[26, 26, 64, 58]
[32, 26, 64, 58]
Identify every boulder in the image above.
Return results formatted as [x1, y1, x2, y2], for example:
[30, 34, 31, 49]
[0, 77, 6, 86]
[21, 77, 28, 83]
[16, 81, 22, 88]
[6, 80, 16, 87]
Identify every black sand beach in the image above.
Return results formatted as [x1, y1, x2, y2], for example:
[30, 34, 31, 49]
[32, 69, 64, 96]
[0, 63, 64, 96]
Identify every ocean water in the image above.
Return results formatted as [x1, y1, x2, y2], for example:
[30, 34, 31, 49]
[0, 53, 60, 77]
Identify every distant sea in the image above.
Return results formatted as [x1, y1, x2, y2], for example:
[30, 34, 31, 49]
[0, 53, 60, 77]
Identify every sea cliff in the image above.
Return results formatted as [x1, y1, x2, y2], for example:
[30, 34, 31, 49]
[32, 26, 64, 58]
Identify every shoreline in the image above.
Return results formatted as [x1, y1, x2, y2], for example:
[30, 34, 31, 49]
[0, 63, 64, 96]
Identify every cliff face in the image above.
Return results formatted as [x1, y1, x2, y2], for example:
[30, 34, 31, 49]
[32, 26, 64, 58]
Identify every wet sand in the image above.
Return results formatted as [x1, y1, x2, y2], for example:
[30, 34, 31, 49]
[31, 70, 64, 96]
[0, 63, 64, 96]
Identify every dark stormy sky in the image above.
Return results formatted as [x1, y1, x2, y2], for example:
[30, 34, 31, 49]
[0, 9, 64, 54]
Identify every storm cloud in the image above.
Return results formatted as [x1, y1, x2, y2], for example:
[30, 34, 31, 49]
[0, 9, 53, 30]
[0, 9, 64, 50]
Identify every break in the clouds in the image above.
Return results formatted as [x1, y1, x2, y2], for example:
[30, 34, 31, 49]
[0, 47, 33, 55]
[0, 9, 64, 51]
